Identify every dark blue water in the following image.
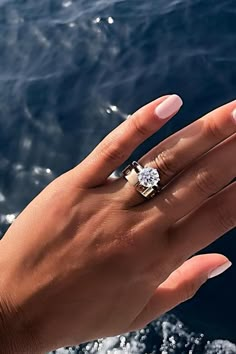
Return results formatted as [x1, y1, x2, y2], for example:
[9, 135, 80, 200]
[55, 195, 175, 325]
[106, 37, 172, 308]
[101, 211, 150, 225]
[1, 0, 236, 352]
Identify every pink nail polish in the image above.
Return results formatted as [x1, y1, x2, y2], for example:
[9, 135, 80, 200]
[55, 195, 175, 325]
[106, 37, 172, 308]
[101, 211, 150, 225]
[208, 261, 232, 279]
[232, 109, 236, 123]
[155, 94, 183, 120]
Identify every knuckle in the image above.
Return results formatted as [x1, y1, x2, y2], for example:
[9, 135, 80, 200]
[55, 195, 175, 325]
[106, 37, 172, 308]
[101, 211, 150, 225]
[167, 266, 199, 301]
[182, 278, 199, 301]
[130, 113, 151, 138]
[154, 150, 178, 179]
[195, 168, 219, 197]
[101, 141, 126, 163]
[204, 119, 225, 141]
[215, 197, 236, 232]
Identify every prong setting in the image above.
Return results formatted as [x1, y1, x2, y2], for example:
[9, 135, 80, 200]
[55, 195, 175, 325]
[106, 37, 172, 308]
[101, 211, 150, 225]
[138, 167, 160, 188]
[122, 162, 161, 199]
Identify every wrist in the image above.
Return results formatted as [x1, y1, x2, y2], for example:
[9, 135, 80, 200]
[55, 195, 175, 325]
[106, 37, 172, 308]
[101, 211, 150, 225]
[0, 297, 40, 354]
[0, 245, 42, 353]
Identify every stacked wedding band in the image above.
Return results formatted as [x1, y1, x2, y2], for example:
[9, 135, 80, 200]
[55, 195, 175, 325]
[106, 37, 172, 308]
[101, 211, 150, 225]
[122, 161, 161, 199]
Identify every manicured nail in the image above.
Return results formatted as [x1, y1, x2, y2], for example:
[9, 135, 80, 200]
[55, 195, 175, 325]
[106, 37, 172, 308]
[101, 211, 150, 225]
[155, 94, 183, 120]
[232, 109, 236, 123]
[208, 261, 232, 279]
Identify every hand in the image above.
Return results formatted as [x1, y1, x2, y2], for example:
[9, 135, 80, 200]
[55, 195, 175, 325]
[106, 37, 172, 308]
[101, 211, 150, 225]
[0, 94, 235, 353]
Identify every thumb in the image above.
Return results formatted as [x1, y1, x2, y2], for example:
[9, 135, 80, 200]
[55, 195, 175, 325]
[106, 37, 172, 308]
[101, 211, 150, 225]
[129, 254, 232, 331]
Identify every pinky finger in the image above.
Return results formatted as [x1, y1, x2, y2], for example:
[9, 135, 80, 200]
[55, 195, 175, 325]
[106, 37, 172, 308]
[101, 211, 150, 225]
[128, 254, 231, 331]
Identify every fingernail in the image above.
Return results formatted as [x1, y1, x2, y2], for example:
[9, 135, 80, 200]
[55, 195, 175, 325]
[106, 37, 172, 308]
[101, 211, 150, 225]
[208, 261, 232, 279]
[232, 109, 236, 123]
[155, 94, 183, 120]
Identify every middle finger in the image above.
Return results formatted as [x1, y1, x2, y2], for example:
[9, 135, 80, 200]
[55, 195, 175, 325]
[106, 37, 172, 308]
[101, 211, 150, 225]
[118, 100, 236, 207]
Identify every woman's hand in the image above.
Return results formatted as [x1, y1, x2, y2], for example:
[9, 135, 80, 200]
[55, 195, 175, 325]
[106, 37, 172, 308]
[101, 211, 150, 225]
[0, 94, 235, 353]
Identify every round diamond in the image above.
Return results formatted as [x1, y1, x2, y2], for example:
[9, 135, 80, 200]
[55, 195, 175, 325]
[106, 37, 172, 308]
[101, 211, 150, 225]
[138, 167, 160, 188]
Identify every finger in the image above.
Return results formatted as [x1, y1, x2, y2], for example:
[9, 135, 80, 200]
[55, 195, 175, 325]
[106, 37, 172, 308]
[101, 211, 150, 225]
[129, 254, 231, 331]
[169, 181, 236, 262]
[142, 133, 236, 226]
[72, 95, 183, 188]
[118, 99, 236, 207]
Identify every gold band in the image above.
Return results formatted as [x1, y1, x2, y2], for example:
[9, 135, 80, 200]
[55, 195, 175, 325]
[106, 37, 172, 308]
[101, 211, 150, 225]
[122, 161, 160, 199]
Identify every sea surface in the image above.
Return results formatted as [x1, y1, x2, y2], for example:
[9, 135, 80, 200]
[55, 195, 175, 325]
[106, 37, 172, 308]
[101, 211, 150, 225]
[0, 0, 236, 352]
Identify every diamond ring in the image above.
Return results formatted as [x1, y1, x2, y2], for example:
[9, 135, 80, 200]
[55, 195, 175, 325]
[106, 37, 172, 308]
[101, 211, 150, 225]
[122, 161, 161, 199]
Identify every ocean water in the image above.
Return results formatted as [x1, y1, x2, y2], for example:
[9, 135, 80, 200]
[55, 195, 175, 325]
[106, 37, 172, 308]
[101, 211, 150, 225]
[0, 0, 236, 352]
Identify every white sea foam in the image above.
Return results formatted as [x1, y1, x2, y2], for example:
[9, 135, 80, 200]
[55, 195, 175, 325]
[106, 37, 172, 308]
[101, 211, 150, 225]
[50, 315, 236, 354]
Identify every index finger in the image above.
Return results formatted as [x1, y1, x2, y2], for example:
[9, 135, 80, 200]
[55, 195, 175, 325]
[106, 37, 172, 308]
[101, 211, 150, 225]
[73, 95, 183, 188]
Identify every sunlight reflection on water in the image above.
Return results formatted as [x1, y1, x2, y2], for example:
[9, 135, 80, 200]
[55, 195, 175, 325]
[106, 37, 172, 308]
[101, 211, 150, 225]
[1, 0, 236, 352]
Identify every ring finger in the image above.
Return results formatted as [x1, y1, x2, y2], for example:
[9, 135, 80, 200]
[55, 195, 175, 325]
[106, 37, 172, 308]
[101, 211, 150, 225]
[142, 132, 236, 227]
[117, 99, 236, 207]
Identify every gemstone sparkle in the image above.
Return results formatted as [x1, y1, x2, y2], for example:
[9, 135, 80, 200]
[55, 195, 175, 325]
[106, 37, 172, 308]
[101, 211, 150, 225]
[138, 167, 160, 188]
